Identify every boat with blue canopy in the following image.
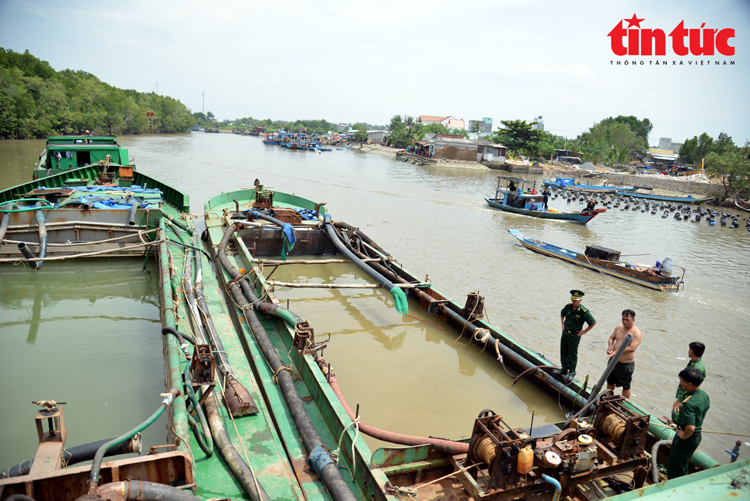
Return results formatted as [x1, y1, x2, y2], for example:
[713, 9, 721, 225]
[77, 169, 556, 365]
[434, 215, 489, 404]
[486, 176, 606, 224]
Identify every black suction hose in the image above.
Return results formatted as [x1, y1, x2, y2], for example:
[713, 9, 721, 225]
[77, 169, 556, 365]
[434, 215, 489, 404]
[1, 436, 141, 478]
[176, 222, 268, 500]
[323, 214, 408, 314]
[203, 390, 271, 501]
[217, 224, 356, 501]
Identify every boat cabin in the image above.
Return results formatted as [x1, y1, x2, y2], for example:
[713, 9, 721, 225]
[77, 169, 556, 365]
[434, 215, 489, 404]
[34, 136, 130, 180]
[493, 176, 546, 210]
[584, 245, 621, 262]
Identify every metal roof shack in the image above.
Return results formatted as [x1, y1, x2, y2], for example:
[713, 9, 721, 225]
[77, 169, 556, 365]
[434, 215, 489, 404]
[424, 135, 506, 163]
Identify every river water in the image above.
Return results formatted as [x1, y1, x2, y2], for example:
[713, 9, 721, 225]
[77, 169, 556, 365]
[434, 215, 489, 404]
[1, 133, 748, 466]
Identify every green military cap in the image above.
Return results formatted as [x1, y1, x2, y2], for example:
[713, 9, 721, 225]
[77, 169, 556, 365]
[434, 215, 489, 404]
[570, 290, 585, 300]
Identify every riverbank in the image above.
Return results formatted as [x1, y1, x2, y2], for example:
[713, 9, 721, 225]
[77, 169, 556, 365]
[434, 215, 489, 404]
[355, 143, 488, 169]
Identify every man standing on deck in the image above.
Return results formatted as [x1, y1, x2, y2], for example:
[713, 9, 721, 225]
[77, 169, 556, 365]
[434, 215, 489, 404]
[605, 309, 642, 399]
[556, 290, 597, 380]
[672, 342, 706, 422]
[667, 368, 710, 479]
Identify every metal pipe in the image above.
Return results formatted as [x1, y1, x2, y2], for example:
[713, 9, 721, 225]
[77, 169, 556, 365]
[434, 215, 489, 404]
[17, 242, 38, 269]
[0, 203, 14, 246]
[34, 202, 47, 270]
[651, 439, 672, 483]
[127, 199, 141, 226]
[541, 474, 562, 501]
[566, 334, 632, 426]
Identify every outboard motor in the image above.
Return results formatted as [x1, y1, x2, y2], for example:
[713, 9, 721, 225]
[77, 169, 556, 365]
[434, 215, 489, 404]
[661, 257, 674, 278]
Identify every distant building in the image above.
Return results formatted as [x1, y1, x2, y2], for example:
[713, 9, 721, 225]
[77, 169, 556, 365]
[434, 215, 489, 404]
[468, 117, 493, 134]
[417, 115, 466, 130]
[367, 130, 389, 143]
[422, 133, 506, 163]
[648, 148, 679, 168]
[657, 137, 683, 153]
[530, 116, 544, 131]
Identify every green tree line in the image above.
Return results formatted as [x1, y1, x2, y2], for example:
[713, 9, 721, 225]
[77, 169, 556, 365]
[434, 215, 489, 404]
[489, 115, 652, 166]
[0, 48, 195, 138]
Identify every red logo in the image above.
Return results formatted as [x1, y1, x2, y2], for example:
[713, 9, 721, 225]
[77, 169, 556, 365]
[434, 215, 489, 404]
[608, 14, 735, 56]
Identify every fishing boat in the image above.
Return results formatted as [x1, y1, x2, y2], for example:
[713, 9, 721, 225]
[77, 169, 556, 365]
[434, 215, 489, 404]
[198, 182, 725, 501]
[486, 176, 606, 224]
[0, 142, 341, 500]
[262, 132, 279, 144]
[735, 197, 750, 211]
[614, 189, 713, 204]
[508, 229, 685, 292]
[543, 177, 626, 194]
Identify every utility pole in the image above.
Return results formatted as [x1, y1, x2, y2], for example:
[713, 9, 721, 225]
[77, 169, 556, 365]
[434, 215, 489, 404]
[202, 92, 205, 114]
[156, 82, 158, 94]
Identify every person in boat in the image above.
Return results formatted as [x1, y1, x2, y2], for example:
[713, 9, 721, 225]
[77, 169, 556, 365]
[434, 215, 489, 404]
[667, 368, 710, 479]
[508, 181, 517, 192]
[542, 187, 551, 210]
[672, 342, 706, 422]
[557, 290, 597, 380]
[585, 199, 596, 211]
[605, 309, 642, 399]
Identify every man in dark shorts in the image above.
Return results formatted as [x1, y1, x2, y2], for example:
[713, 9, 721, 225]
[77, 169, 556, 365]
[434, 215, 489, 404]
[557, 290, 597, 380]
[606, 309, 642, 399]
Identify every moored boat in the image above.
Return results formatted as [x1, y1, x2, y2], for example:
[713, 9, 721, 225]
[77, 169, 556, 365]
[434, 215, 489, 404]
[199, 183, 720, 501]
[508, 229, 685, 291]
[615, 189, 713, 204]
[33, 135, 132, 181]
[486, 176, 606, 224]
[543, 177, 628, 193]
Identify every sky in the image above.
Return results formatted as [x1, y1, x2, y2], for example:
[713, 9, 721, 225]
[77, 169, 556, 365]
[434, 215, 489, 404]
[0, 0, 748, 146]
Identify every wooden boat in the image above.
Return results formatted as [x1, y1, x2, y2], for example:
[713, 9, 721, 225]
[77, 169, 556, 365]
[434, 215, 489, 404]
[486, 176, 606, 224]
[615, 189, 713, 204]
[735, 197, 750, 211]
[543, 177, 627, 194]
[198, 183, 721, 501]
[0, 142, 333, 500]
[508, 229, 684, 292]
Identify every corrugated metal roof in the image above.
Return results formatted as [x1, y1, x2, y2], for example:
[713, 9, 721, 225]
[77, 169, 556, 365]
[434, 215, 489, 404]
[651, 153, 678, 160]
[418, 115, 448, 123]
[446, 118, 465, 129]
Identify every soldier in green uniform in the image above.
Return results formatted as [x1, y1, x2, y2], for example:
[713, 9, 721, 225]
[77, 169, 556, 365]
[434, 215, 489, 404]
[556, 290, 597, 380]
[672, 342, 706, 422]
[667, 368, 710, 479]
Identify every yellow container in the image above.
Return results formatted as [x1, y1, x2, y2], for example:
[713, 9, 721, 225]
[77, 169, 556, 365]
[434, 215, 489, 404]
[517, 445, 533, 474]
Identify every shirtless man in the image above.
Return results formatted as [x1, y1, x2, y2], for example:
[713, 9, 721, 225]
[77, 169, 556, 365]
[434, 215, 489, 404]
[605, 309, 642, 399]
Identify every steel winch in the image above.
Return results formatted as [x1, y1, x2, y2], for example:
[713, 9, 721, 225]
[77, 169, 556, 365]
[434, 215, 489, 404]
[462, 395, 651, 500]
